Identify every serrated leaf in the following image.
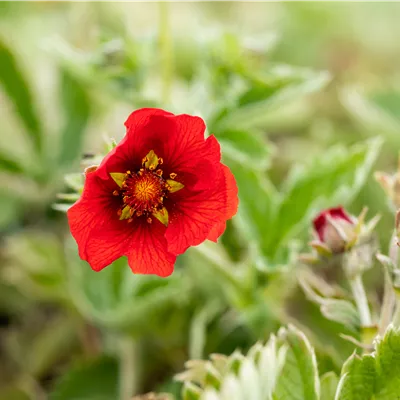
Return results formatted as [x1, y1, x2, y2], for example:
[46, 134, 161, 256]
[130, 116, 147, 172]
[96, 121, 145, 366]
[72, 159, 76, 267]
[335, 326, 400, 400]
[214, 70, 330, 131]
[58, 68, 91, 166]
[217, 129, 273, 171]
[0, 39, 43, 154]
[320, 372, 338, 400]
[274, 325, 319, 400]
[49, 356, 118, 400]
[374, 326, 400, 399]
[335, 353, 375, 400]
[266, 137, 382, 260]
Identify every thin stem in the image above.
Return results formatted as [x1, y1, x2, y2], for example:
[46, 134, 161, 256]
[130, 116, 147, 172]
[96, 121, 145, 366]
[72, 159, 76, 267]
[379, 229, 398, 334]
[379, 270, 396, 334]
[118, 337, 138, 400]
[350, 274, 372, 327]
[159, 1, 173, 105]
[393, 298, 400, 327]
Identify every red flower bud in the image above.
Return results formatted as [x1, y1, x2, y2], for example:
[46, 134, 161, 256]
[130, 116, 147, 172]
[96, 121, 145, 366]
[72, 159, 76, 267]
[313, 207, 354, 253]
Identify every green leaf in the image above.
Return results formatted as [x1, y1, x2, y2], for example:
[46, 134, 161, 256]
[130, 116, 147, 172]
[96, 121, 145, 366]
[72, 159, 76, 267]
[335, 326, 400, 400]
[67, 242, 187, 332]
[49, 356, 119, 400]
[214, 69, 330, 131]
[58, 68, 91, 166]
[25, 316, 77, 378]
[228, 160, 278, 265]
[374, 326, 400, 399]
[320, 372, 338, 400]
[0, 39, 42, 153]
[266, 137, 382, 259]
[274, 324, 319, 400]
[0, 150, 24, 174]
[335, 353, 375, 400]
[218, 129, 273, 171]
[340, 87, 400, 146]
[182, 382, 201, 400]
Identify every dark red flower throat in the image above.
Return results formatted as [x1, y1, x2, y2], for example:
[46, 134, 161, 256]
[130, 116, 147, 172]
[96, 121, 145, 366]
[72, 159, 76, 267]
[111, 150, 183, 226]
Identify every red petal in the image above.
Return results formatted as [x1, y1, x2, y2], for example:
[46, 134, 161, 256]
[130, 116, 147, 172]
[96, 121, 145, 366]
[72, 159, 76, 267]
[207, 164, 238, 242]
[313, 206, 353, 241]
[127, 221, 176, 277]
[165, 138, 238, 254]
[96, 108, 174, 181]
[68, 169, 133, 271]
[207, 222, 227, 242]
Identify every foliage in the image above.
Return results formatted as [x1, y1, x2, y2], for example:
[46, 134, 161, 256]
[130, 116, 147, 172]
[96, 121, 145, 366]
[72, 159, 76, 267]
[1, 2, 400, 399]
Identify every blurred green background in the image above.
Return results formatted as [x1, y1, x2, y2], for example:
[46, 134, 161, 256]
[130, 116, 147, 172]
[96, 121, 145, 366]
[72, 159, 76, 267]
[1, 2, 400, 399]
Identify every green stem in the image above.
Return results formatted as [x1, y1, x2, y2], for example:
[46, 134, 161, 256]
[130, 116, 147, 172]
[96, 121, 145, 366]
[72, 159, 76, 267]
[350, 274, 372, 327]
[159, 1, 173, 105]
[118, 337, 138, 400]
[379, 230, 398, 334]
[393, 297, 400, 328]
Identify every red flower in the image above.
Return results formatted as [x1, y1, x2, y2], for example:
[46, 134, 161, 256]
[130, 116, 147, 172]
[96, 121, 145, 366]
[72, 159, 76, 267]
[67, 108, 238, 277]
[313, 206, 354, 253]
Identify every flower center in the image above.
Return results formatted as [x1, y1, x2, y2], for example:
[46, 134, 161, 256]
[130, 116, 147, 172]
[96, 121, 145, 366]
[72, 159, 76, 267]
[122, 170, 167, 215]
[110, 150, 184, 226]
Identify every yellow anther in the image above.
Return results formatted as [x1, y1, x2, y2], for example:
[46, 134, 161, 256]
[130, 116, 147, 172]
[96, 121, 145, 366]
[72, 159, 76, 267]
[170, 172, 177, 179]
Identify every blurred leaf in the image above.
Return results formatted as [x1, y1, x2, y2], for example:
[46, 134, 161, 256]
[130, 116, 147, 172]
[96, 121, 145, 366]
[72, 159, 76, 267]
[49, 356, 118, 400]
[218, 129, 273, 171]
[228, 160, 278, 264]
[214, 69, 330, 131]
[177, 331, 287, 399]
[266, 137, 382, 260]
[3, 232, 67, 301]
[189, 301, 223, 360]
[274, 324, 319, 400]
[58, 68, 91, 166]
[320, 372, 338, 400]
[0, 191, 20, 230]
[67, 245, 188, 331]
[0, 38, 43, 153]
[299, 274, 360, 333]
[340, 87, 400, 145]
[25, 316, 77, 378]
[0, 387, 30, 400]
[0, 151, 24, 174]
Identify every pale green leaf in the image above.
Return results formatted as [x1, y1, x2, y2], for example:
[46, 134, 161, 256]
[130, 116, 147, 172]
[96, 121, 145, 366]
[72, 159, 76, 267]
[0, 39, 43, 154]
[214, 70, 330, 131]
[58, 68, 91, 166]
[335, 353, 375, 400]
[374, 326, 400, 399]
[320, 372, 339, 400]
[217, 129, 273, 171]
[274, 324, 319, 400]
